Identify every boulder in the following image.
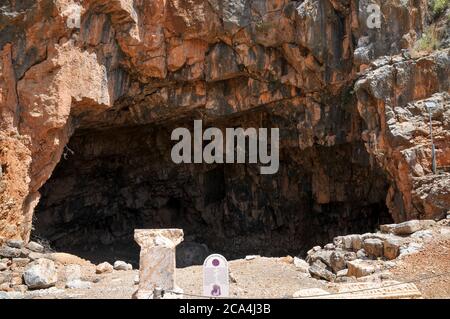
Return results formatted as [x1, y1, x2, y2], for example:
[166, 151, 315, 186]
[308, 260, 335, 282]
[113, 261, 132, 271]
[306, 246, 321, 255]
[307, 249, 333, 267]
[23, 259, 58, 289]
[347, 260, 381, 278]
[391, 220, 422, 235]
[96, 262, 113, 274]
[341, 235, 362, 251]
[356, 249, 368, 259]
[330, 251, 346, 273]
[381, 220, 435, 236]
[6, 240, 23, 249]
[48, 253, 91, 266]
[0, 246, 21, 258]
[293, 257, 309, 272]
[0, 262, 7, 271]
[363, 238, 384, 258]
[26, 242, 44, 253]
[383, 238, 402, 260]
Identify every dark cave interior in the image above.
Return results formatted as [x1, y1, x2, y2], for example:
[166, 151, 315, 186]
[33, 110, 393, 267]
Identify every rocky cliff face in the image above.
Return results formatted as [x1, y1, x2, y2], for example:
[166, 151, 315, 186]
[0, 0, 448, 258]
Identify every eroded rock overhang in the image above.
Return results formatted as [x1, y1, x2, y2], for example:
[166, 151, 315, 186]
[0, 0, 448, 244]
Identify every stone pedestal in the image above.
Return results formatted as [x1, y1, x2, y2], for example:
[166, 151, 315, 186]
[133, 229, 184, 299]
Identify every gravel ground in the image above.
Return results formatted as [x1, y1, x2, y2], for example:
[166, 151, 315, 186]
[390, 230, 450, 298]
[31, 257, 327, 299]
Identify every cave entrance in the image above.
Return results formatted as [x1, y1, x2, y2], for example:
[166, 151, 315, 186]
[32, 113, 392, 268]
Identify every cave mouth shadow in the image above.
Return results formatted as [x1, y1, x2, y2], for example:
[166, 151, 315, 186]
[32, 116, 393, 268]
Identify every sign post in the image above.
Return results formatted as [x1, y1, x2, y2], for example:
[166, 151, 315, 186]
[203, 254, 229, 298]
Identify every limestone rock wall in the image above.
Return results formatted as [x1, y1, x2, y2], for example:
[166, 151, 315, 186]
[0, 0, 448, 243]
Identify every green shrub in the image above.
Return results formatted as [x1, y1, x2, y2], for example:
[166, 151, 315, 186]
[416, 26, 441, 51]
[431, 0, 449, 17]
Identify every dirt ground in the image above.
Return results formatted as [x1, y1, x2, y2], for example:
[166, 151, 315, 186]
[44, 257, 327, 299]
[390, 237, 450, 298]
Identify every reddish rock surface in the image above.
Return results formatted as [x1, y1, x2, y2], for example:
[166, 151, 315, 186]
[0, 0, 448, 252]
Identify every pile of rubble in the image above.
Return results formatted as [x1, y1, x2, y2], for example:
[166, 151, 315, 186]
[294, 217, 450, 283]
[0, 239, 133, 297]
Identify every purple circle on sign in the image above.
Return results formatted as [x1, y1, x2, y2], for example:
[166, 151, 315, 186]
[212, 259, 220, 266]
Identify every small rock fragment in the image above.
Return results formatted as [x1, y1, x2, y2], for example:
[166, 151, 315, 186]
[0, 262, 7, 271]
[96, 262, 113, 274]
[113, 261, 132, 271]
[0, 246, 21, 258]
[26, 241, 44, 253]
[245, 255, 259, 261]
[66, 280, 92, 289]
[6, 240, 24, 249]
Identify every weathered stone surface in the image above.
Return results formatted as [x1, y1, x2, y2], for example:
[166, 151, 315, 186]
[6, 240, 23, 249]
[347, 260, 382, 278]
[391, 220, 423, 235]
[383, 238, 402, 260]
[0, 0, 441, 250]
[363, 238, 384, 258]
[327, 281, 422, 299]
[66, 280, 92, 289]
[0, 262, 7, 271]
[23, 259, 58, 289]
[113, 261, 132, 271]
[340, 235, 363, 252]
[26, 242, 44, 253]
[28, 252, 46, 261]
[293, 288, 330, 298]
[307, 249, 333, 268]
[96, 262, 113, 274]
[330, 251, 347, 273]
[399, 242, 423, 257]
[356, 52, 450, 221]
[0, 246, 21, 258]
[293, 257, 309, 273]
[308, 260, 335, 282]
[47, 253, 91, 266]
[134, 229, 184, 299]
